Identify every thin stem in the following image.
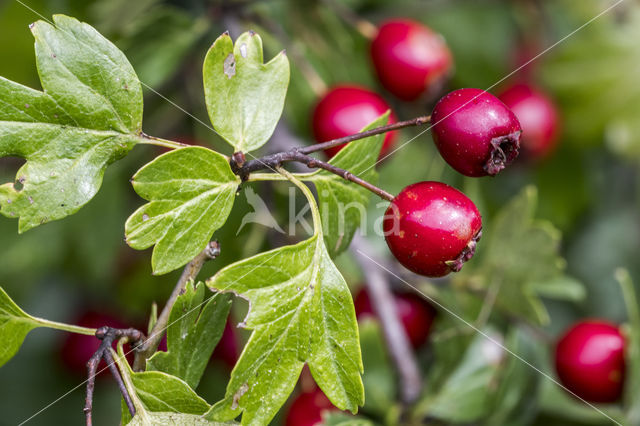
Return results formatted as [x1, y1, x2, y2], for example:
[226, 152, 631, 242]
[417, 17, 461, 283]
[132, 241, 221, 371]
[239, 151, 394, 201]
[299, 115, 430, 155]
[103, 349, 135, 417]
[32, 318, 97, 336]
[351, 235, 423, 405]
[277, 167, 322, 235]
[138, 133, 191, 150]
[113, 342, 150, 423]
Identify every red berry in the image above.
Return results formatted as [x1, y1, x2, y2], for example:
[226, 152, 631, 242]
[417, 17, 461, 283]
[59, 311, 131, 377]
[285, 388, 337, 426]
[312, 85, 397, 159]
[383, 181, 482, 277]
[211, 319, 239, 368]
[498, 83, 559, 160]
[371, 19, 452, 101]
[431, 88, 522, 177]
[354, 289, 436, 348]
[555, 320, 626, 403]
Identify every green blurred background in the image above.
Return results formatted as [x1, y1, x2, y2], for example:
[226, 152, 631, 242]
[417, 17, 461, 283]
[0, 0, 638, 424]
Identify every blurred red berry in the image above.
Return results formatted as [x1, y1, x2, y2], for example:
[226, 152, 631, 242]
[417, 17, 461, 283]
[285, 388, 337, 426]
[312, 85, 397, 159]
[212, 320, 240, 368]
[354, 289, 436, 348]
[498, 83, 560, 160]
[371, 19, 452, 101]
[555, 320, 626, 403]
[59, 311, 132, 377]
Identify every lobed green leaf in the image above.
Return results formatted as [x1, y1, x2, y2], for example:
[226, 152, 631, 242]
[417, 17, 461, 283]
[147, 281, 232, 389]
[203, 31, 289, 153]
[0, 15, 143, 231]
[205, 235, 363, 425]
[456, 186, 582, 325]
[125, 147, 240, 274]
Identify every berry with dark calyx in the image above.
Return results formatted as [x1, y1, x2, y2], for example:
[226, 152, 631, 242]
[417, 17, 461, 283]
[354, 289, 436, 348]
[555, 320, 626, 403]
[371, 19, 452, 101]
[285, 387, 337, 426]
[431, 88, 522, 177]
[498, 83, 560, 160]
[312, 85, 397, 159]
[383, 181, 482, 277]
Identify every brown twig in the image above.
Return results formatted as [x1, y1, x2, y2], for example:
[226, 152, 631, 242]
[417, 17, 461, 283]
[351, 235, 423, 405]
[299, 115, 430, 155]
[84, 327, 144, 426]
[237, 150, 394, 201]
[132, 241, 221, 371]
[233, 117, 434, 201]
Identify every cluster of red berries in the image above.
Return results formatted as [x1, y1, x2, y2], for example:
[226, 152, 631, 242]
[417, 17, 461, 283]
[311, 19, 560, 280]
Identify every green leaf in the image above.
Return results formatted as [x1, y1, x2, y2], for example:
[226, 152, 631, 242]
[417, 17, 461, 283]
[205, 236, 363, 425]
[0, 286, 96, 367]
[541, 6, 640, 158]
[321, 411, 374, 426]
[121, 369, 211, 425]
[617, 268, 640, 424]
[203, 31, 290, 153]
[147, 281, 232, 389]
[304, 113, 388, 257]
[125, 147, 239, 274]
[419, 331, 504, 423]
[485, 328, 542, 426]
[0, 14, 143, 231]
[457, 186, 567, 325]
[358, 318, 396, 417]
[0, 287, 40, 367]
[529, 275, 586, 302]
[128, 412, 231, 425]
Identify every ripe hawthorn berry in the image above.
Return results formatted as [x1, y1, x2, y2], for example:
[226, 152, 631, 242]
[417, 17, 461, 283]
[555, 320, 626, 403]
[312, 85, 397, 159]
[383, 181, 482, 277]
[354, 288, 436, 348]
[431, 88, 522, 177]
[285, 388, 337, 426]
[498, 83, 559, 160]
[371, 19, 452, 101]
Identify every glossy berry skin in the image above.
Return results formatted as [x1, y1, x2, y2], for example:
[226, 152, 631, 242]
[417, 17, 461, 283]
[312, 85, 397, 159]
[285, 388, 337, 426]
[354, 289, 436, 348]
[371, 19, 452, 101]
[384, 181, 482, 277]
[555, 320, 626, 403]
[431, 88, 522, 177]
[59, 311, 131, 376]
[498, 83, 559, 160]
